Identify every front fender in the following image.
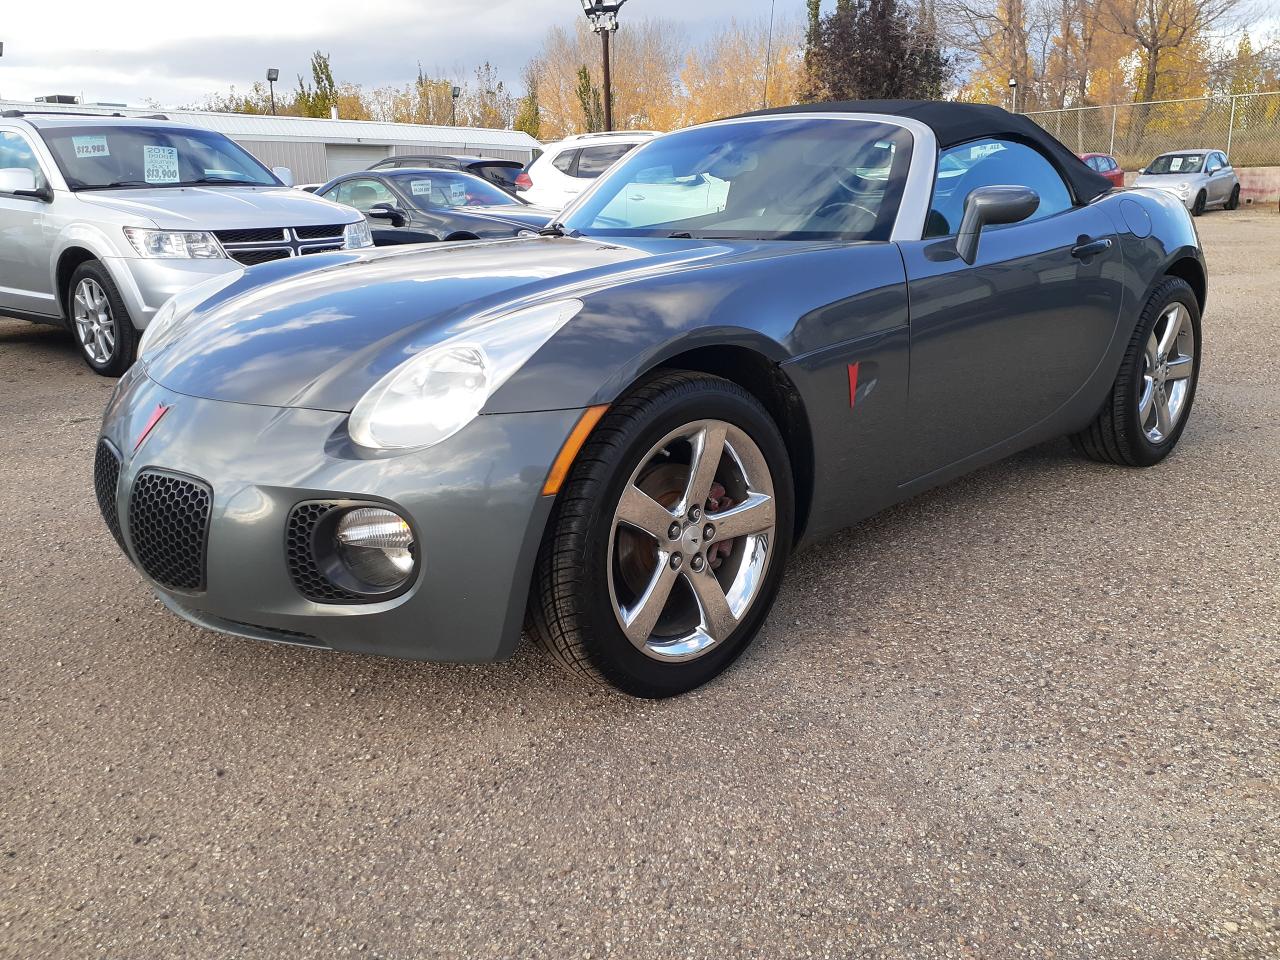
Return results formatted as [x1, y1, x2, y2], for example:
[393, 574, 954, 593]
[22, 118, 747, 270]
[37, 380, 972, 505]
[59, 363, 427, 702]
[486, 241, 909, 414]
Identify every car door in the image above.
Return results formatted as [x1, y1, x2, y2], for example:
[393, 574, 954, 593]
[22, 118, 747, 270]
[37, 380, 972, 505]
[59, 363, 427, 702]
[322, 176, 416, 246]
[1212, 152, 1234, 203]
[896, 138, 1124, 479]
[0, 129, 58, 318]
[1202, 153, 1225, 203]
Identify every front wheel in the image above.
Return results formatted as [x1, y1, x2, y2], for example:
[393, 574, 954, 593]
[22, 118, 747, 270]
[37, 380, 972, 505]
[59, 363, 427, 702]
[68, 261, 137, 377]
[527, 372, 794, 698]
[1070, 276, 1200, 467]
[1191, 191, 1206, 216]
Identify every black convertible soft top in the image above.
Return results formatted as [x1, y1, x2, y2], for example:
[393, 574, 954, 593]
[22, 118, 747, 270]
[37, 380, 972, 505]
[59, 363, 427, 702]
[736, 99, 1114, 205]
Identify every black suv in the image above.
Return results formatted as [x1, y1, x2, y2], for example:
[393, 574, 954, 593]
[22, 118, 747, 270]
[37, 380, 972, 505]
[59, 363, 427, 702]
[368, 154, 525, 193]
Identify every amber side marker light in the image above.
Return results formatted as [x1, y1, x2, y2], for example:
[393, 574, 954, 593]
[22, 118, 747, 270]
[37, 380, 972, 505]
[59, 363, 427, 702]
[542, 404, 610, 496]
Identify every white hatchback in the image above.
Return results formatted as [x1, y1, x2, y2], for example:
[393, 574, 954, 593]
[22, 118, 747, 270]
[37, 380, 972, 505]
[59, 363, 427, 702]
[517, 131, 656, 211]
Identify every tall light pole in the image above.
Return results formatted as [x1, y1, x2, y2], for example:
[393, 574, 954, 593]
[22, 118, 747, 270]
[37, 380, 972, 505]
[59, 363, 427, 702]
[580, 0, 628, 131]
[450, 85, 461, 126]
[1008, 77, 1018, 113]
[266, 68, 279, 115]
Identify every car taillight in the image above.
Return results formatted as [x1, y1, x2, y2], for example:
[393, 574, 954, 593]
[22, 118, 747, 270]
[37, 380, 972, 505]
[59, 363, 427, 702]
[515, 173, 533, 191]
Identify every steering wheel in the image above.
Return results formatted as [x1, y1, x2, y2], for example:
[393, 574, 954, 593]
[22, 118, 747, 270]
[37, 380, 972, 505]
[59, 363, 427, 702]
[815, 200, 879, 223]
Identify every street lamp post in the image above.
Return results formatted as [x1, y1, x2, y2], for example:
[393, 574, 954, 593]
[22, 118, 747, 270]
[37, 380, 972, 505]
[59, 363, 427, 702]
[1008, 77, 1018, 114]
[580, 0, 628, 131]
[450, 85, 461, 126]
[266, 68, 279, 115]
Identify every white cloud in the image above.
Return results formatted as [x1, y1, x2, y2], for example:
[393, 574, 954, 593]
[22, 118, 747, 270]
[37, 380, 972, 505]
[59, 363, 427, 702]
[0, 0, 789, 107]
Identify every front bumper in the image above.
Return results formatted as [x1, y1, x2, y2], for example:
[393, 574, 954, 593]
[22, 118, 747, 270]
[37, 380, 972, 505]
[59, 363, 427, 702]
[103, 256, 242, 330]
[98, 367, 581, 662]
[1137, 183, 1196, 210]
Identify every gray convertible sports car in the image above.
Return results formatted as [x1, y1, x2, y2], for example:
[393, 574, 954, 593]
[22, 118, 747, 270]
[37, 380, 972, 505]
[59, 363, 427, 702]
[95, 101, 1206, 698]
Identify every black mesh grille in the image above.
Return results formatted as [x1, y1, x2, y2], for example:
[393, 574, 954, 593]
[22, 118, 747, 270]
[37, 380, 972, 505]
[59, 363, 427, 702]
[214, 227, 286, 245]
[230, 249, 290, 266]
[285, 502, 364, 603]
[128, 471, 212, 591]
[93, 439, 126, 554]
[294, 223, 346, 240]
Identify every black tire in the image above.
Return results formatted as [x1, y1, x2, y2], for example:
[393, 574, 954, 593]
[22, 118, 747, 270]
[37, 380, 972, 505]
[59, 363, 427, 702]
[1226, 185, 1240, 210]
[67, 260, 138, 377]
[527, 371, 794, 698]
[1070, 276, 1201, 467]
[1191, 191, 1206, 216]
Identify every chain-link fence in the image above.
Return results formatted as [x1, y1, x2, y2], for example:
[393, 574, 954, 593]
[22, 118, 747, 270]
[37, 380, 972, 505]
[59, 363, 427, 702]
[1024, 91, 1280, 169]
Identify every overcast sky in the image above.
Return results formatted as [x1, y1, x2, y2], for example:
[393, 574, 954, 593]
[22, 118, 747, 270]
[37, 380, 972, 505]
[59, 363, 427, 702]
[0, 0, 794, 108]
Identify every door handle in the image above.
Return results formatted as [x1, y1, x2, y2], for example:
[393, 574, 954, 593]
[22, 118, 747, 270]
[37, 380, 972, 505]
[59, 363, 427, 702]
[629, 194, 646, 201]
[1071, 236, 1112, 260]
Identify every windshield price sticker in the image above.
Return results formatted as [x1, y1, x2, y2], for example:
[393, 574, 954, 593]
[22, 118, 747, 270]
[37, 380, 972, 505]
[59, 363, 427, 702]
[72, 135, 110, 159]
[410, 179, 432, 196]
[143, 145, 180, 183]
[449, 182, 466, 203]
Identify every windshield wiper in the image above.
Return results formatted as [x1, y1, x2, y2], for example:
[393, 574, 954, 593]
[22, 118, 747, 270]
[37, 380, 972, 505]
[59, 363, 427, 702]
[77, 180, 153, 190]
[538, 222, 567, 237]
[180, 177, 257, 185]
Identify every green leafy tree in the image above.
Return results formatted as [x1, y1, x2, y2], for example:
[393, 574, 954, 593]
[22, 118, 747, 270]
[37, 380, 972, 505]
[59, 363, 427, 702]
[296, 51, 339, 118]
[575, 65, 606, 132]
[514, 61, 543, 138]
[806, 0, 952, 101]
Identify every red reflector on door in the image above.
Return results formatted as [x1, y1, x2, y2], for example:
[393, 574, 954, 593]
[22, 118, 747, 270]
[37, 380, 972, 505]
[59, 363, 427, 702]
[847, 362, 860, 409]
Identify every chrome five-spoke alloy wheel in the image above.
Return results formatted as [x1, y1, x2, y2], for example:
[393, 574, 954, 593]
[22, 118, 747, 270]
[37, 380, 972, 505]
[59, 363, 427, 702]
[607, 419, 776, 662]
[73, 277, 116, 365]
[1140, 301, 1195, 443]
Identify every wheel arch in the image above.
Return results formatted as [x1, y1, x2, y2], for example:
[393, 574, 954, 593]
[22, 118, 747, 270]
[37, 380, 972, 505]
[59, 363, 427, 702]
[1163, 253, 1207, 315]
[55, 246, 101, 321]
[644, 344, 815, 546]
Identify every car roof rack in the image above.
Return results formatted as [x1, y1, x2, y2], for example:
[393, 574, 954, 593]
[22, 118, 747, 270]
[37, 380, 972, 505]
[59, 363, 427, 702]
[0, 109, 169, 120]
[565, 130, 659, 140]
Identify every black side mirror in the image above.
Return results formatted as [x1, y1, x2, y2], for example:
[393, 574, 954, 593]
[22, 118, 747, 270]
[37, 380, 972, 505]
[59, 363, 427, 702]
[955, 185, 1040, 264]
[367, 202, 405, 226]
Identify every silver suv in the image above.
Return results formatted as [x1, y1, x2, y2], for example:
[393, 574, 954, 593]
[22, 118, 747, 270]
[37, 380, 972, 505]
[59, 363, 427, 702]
[0, 111, 372, 375]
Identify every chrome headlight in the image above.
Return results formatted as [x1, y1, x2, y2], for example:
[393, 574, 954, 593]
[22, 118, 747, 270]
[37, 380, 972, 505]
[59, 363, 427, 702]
[138, 270, 244, 360]
[349, 299, 584, 450]
[343, 220, 374, 249]
[123, 227, 226, 259]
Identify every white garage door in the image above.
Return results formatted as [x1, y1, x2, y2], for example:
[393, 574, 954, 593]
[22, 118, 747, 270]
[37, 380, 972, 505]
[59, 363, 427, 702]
[325, 144, 389, 179]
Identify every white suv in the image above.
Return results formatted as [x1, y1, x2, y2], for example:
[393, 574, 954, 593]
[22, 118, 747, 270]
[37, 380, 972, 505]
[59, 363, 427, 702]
[0, 111, 371, 375]
[516, 131, 657, 211]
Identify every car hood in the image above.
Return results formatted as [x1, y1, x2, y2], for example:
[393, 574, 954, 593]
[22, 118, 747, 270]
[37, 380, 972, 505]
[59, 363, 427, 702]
[78, 185, 361, 229]
[145, 235, 761, 411]
[445, 205, 556, 230]
[1133, 174, 1199, 191]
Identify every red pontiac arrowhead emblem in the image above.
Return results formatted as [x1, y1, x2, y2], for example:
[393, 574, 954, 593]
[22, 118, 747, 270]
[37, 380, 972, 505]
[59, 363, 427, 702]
[133, 403, 171, 452]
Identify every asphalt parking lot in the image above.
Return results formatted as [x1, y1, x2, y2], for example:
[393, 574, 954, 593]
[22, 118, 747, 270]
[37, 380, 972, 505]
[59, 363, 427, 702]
[1, 212, 1277, 960]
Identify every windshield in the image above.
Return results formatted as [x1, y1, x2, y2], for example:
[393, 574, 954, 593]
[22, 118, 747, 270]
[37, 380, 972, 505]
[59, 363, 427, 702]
[389, 170, 519, 209]
[560, 117, 913, 241]
[40, 124, 279, 189]
[1145, 153, 1205, 175]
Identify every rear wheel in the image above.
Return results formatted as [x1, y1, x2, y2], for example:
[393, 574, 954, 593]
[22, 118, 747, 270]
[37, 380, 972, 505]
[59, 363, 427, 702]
[1191, 191, 1206, 216]
[68, 261, 137, 377]
[1070, 276, 1200, 467]
[528, 372, 793, 698]
[1226, 184, 1240, 210]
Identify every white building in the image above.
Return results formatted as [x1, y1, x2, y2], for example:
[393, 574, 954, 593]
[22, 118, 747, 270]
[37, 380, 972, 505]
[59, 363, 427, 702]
[0, 100, 541, 183]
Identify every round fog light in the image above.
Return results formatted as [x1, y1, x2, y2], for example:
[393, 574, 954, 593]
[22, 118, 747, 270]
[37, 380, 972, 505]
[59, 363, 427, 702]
[336, 508, 416, 589]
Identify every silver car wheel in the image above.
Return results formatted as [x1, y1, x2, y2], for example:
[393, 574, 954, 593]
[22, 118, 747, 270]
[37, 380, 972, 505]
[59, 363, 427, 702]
[1139, 301, 1195, 443]
[607, 419, 777, 662]
[72, 278, 116, 365]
